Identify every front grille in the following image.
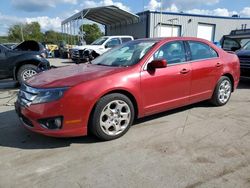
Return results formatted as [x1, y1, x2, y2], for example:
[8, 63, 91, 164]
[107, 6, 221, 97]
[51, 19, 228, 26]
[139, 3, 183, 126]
[18, 84, 38, 107]
[72, 49, 86, 59]
[72, 50, 80, 58]
[239, 57, 250, 63]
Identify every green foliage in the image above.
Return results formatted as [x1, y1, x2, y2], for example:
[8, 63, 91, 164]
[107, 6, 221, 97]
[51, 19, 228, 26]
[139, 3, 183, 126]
[8, 22, 43, 42]
[44, 30, 63, 44]
[2, 22, 103, 45]
[0, 36, 9, 43]
[8, 24, 23, 42]
[79, 23, 103, 44]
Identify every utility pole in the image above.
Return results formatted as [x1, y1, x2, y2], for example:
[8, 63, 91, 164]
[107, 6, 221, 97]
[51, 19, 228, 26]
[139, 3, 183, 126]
[20, 24, 24, 41]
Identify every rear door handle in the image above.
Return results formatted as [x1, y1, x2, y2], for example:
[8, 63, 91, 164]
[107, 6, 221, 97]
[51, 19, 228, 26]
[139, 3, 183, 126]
[180, 68, 190, 74]
[216, 62, 222, 67]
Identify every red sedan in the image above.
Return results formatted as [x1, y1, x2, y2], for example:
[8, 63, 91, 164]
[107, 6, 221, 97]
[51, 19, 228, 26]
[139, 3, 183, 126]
[15, 37, 240, 140]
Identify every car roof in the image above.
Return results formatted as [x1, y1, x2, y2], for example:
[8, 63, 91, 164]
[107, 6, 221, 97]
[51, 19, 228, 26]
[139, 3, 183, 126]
[103, 36, 134, 38]
[135, 37, 212, 44]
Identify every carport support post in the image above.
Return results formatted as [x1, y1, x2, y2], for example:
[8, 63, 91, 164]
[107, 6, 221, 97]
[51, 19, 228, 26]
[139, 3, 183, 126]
[61, 24, 63, 41]
[64, 24, 67, 43]
[73, 20, 76, 45]
[77, 19, 79, 44]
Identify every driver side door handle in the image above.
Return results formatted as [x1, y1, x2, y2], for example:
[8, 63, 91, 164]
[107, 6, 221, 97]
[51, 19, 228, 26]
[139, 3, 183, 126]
[180, 68, 190, 74]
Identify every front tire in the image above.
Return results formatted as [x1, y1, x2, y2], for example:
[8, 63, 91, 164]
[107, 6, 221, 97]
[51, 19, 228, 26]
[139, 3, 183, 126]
[90, 93, 135, 141]
[210, 76, 232, 106]
[17, 64, 38, 84]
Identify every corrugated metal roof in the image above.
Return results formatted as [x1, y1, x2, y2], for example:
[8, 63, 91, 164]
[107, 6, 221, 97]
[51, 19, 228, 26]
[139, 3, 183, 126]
[137, 10, 250, 20]
[61, 5, 139, 26]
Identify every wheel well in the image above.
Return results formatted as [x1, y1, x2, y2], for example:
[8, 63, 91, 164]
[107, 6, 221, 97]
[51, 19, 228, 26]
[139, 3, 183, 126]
[104, 90, 139, 119]
[14, 60, 40, 80]
[88, 90, 139, 130]
[223, 73, 234, 92]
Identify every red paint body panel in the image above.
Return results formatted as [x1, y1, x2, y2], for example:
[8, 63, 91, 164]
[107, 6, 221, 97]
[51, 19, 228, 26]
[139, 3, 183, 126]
[17, 37, 240, 137]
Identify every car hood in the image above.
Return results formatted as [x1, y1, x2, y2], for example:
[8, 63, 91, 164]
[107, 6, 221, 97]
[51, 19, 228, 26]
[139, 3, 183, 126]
[26, 64, 124, 88]
[236, 50, 250, 58]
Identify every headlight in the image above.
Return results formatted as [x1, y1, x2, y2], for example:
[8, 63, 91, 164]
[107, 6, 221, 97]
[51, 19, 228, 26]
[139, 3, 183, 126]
[32, 87, 68, 104]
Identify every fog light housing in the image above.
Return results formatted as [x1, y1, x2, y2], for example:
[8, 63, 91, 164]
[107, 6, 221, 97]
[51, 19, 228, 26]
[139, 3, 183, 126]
[38, 116, 63, 130]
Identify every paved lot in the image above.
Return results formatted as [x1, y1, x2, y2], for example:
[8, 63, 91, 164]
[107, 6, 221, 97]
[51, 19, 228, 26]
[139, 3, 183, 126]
[0, 60, 250, 188]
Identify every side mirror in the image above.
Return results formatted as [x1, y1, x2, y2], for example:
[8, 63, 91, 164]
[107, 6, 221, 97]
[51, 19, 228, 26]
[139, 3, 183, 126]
[148, 59, 167, 70]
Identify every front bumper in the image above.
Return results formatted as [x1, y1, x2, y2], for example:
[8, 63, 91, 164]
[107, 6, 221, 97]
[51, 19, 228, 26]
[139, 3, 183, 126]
[15, 101, 87, 137]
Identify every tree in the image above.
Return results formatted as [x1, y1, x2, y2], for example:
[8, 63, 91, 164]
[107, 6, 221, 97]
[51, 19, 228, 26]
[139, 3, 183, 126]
[79, 23, 103, 44]
[24, 22, 43, 41]
[8, 22, 43, 42]
[44, 30, 63, 44]
[8, 24, 23, 42]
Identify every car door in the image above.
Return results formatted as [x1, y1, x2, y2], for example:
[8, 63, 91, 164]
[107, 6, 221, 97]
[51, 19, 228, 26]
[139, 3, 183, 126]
[185, 41, 222, 104]
[141, 41, 192, 115]
[0, 45, 9, 79]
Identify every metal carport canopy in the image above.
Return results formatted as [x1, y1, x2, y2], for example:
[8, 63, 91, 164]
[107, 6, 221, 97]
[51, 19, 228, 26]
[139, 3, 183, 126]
[61, 5, 139, 26]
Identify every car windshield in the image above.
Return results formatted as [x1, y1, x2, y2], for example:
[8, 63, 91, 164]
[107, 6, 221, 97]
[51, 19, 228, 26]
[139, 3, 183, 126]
[91, 37, 109, 45]
[242, 41, 250, 50]
[92, 40, 157, 67]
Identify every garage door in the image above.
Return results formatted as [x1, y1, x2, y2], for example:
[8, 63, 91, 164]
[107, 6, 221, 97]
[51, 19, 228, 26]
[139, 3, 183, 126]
[197, 23, 215, 41]
[157, 25, 181, 37]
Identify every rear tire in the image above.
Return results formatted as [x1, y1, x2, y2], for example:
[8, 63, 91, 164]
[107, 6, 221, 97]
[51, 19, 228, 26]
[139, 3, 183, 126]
[210, 76, 232, 106]
[17, 64, 38, 84]
[90, 93, 135, 141]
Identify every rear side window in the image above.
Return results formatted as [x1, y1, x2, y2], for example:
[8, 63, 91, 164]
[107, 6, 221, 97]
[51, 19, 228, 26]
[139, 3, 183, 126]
[121, 38, 132, 43]
[153, 41, 186, 65]
[188, 41, 218, 61]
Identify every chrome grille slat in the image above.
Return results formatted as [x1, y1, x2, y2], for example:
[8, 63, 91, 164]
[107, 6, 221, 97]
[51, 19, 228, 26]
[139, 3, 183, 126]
[19, 90, 37, 101]
[18, 84, 38, 107]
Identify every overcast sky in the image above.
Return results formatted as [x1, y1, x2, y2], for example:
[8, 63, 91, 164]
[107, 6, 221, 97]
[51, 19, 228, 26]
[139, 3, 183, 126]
[0, 0, 250, 36]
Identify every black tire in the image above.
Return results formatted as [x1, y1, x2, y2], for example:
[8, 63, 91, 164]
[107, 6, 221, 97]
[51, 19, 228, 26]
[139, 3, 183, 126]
[210, 76, 232, 106]
[17, 64, 38, 84]
[90, 93, 135, 141]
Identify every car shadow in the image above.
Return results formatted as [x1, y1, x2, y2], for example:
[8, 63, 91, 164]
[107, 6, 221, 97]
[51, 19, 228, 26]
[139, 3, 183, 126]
[0, 110, 100, 150]
[0, 80, 18, 89]
[60, 61, 75, 64]
[0, 101, 212, 150]
[134, 101, 212, 125]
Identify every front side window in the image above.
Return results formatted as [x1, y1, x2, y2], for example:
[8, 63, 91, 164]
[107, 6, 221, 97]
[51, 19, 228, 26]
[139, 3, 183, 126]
[105, 38, 121, 48]
[152, 41, 186, 65]
[91, 37, 109, 45]
[188, 41, 218, 61]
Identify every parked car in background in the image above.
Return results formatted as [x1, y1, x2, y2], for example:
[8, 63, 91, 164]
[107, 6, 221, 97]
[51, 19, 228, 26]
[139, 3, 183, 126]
[2, 43, 18, 49]
[15, 37, 240, 141]
[71, 35, 134, 63]
[236, 41, 250, 76]
[0, 40, 50, 84]
[221, 29, 250, 77]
